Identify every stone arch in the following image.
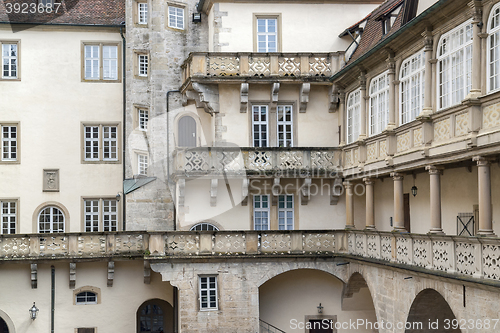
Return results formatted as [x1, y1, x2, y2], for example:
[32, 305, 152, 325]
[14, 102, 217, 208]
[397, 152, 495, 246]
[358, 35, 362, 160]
[341, 271, 378, 317]
[405, 289, 461, 333]
[136, 298, 174, 333]
[0, 309, 14, 333]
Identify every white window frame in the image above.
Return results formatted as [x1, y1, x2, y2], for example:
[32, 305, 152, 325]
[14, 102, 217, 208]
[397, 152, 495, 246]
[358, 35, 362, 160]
[199, 276, 218, 310]
[75, 291, 98, 305]
[138, 2, 148, 25]
[1, 42, 18, 79]
[400, 50, 425, 125]
[102, 45, 118, 80]
[190, 223, 219, 231]
[437, 20, 473, 110]
[252, 105, 269, 147]
[487, 3, 500, 93]
[278, 195, 294, 230]
[84, 199, 118, 232]
[83, 43, 119, 81]
[168, 6, 185, 30]
[1, 200, 17, 234]
[256, 17, 278, 52]
[346, 89, 361, 144]
[83, 124, 119, 162]
[139, 109, 148, 131]
[138, 154, 148, 175]
[84, 199, 99, 232]
[138, 54, 148, 77]
[38, 206, 65, 233]
[369, 71, 390, 136]
[102, 126, 118, 161]
[1, 124, 18, 161]
[253, 195, 270, 230]
[277, 105, 293, 147]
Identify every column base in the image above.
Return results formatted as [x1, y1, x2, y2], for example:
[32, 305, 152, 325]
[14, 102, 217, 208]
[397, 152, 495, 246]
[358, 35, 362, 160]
[418, 108, 433, 118]
[428, 228, 445, 235]
[345, 225, 356, 230]
[364, 226, 376, 231]
[384, 123, 396, 132]
[477, 229, 496, 237]
[464, 89, 482, 100]
[392, 226, 407, 233]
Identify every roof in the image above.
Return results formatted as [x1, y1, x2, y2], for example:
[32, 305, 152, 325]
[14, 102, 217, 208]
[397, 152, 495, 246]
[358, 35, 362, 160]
[124, 177, 157, 194]
[0, 0, 125, 26]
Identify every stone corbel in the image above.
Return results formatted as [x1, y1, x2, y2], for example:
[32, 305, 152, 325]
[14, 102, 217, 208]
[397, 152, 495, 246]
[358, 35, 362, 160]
[271, 83, 280, 112]
[329, 85, 339, 113]
[31, 264, 37, 289]
[69, 263, 76, 289]
[330, 178, 343, 205]
[299, 83, 311, 113]
[178, 179, 186, 208]
[271, 178, 281, 206]
[300, 178, 312, 205]
[144, 261, 151, 284]
[107, 261, 114, 287]
[242, 178, 249, 206]
[191, 82, 220, 114]
[210, 179, 218, 207]
[240, 83, 249, 113]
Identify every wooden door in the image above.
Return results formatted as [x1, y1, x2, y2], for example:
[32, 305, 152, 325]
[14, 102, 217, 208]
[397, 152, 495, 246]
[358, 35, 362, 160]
[309, 320, 333, 333]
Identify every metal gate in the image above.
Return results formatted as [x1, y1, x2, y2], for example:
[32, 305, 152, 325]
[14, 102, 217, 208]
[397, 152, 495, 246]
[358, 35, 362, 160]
[457, 213, 475, 236]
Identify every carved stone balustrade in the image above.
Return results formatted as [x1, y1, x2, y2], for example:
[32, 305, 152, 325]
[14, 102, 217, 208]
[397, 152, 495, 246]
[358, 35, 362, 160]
[174, 147, 342, 178]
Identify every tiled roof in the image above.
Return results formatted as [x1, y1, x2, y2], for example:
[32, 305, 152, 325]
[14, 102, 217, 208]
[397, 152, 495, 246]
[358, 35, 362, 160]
[0, 0, 124, 26]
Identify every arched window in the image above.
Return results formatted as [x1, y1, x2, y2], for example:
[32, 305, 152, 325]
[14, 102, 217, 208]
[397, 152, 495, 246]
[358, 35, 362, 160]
[400, 50, 425, 125]
[437, 20, 473, 110]
[346, 89, 361, 144]
[488, 3, 500, 92]
[369, 71, 390, 135]
[38, 206, 65, 233]
[190, 222, 219, 231]
[178, 115, 196, 147]
[137, 299, 173, 333]
[76, 291, 97, 305]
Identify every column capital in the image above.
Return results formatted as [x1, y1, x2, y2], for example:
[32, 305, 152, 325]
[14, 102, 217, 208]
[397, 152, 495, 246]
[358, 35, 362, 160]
[390, 172, 404, 181]
[425, 165, 444, 174]
[359, 71, 367, 89]
[473, 155, 494, 166]
[363, 177, 375, 185]
[342, 181, 353, 188]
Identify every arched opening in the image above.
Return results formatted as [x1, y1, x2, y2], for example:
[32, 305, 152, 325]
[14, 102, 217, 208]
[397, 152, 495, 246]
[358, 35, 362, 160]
[38, 206, 65, 233]
[259, 269, 377, 333]
[0, 316, 9, 333]
[405, 289, 461, 333]
[190, 222, 219, 231]
[178, 115, 196, 147]
[341, 273, 376, 312]
[137, 299, 174, 333]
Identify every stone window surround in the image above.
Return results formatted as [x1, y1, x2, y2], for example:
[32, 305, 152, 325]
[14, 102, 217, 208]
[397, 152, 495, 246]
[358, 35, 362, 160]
[133, 0, 148, 27]
[32, 201, 69, 233]
[0, 122, 20, 164]
[134, 50, 150, 79]
[133, 104, 150, 132]
[0, 40, 21, 81]
[166, 1, 187, 31]
[80, 41, 122, 83]
[248, 100, 297, 147]
[80, 122, 121, 164]
[253, 13, 282, 53]
[198, 274, 219, 311]
[304, 315, 337, 333]
[80, 197, 121, 232]
[73, 286, 101, 305]
[0, 198, 19, 235]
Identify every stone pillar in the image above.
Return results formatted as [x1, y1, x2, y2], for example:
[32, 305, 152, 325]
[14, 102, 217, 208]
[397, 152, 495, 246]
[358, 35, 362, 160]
[339, 91, 346, 145]
[391, 172, 406, 232]
[426, 166, 444, 234]
[421, 28, 434, 116]
[364, 178, 375, 230]
[469, 6, 483, 98]
[473, 156, 495, 236]
[344, 181, 355, 229]
[359, 72, 367, 140]
[386, 54, 396, 130]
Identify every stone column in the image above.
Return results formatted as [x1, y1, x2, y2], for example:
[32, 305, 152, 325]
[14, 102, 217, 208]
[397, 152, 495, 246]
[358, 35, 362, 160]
[339, 91, 346, 146]
[344, 181, 355, 229]
[469, 7, 483, 98]
[421, 28, 434, 116]
[359, 72, 367, 140]
[426, 166, 444, 234]
[386, 54, 396, 130]
[473, 156, 495, 236]
[391, 172, 406, 231]
[364, 178, 375, 230]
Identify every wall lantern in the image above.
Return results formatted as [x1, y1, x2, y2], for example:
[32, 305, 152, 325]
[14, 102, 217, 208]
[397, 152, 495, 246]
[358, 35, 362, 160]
[411, 174, 417, 197]
[192, 12, 202, 23]
[29, 302, 39, 320]
[116, 192, 121, 202]
[317, 303, 323, 314]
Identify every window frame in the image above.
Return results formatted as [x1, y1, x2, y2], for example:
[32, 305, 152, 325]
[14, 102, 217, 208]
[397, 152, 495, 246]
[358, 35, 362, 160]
[1, 123, 19, 163]
[199, 275, 218, 311]
[251, 105, 269, 148]
[137, 153, 149, 176]
[436, 19, 473, 110]
[346, 89, 361, 144]
[1, 199, 18, 235]
[1, 40, 20, 80]
[75, 291, 98, 305]
[138, 1, 148, 25]
[81, 41, 121, 82]
[37, 205, 65, 233]
[399, 50, 425, 125]
[487, 3, 500, 93]
[138, 54, 149, 77]
[82, 197, 119, 232]
[167, 4, 186, 30]
[253, 194, 270, 230]
[277, 195, 294, 230]
[277, 105, 293, 147]
[368, 71, 390, 136]
[190, 222, 219, 231]
[254, 14, 281, 52]
[81, 123, 121, 164]
[73, 286, 101, 305]
[138, 108, 149, 131]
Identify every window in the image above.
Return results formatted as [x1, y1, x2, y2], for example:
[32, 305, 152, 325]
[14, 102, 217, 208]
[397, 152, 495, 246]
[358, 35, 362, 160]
[38, 206, 65, 233]
[138, 154, 148, 175]
[256, 17, 278, 52]
[83, 43, 119, 81]
[199, 276, 218, 310]
[278, 195, 293, 230]
[84, 199, 118, 232]
[139, 109, 148, 131]
[277, 105, 293, 147]
[190, 223, 219, 231]
[76, 291, 97, 305]
[488, 4, 500, 92]
[346, 89, 361, 144]
[253, 195, 270, 230]
[168, 6, 185, 30]
[138, 54, 148, 77]
[1, 124, 17, 162]
[437, 20, 473, 110]
[1, 41, 18, 79]
[369, 71, 390, 136]
[1, 200, 16, 234]
[83, 124, 119, 162]
[138, 2, 148, 25]
[252, 105, 268, 147]
[400, 51, 425, 124]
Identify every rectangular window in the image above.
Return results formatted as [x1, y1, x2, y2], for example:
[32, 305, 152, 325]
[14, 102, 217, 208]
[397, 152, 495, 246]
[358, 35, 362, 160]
[277, 105, 293, 147]
[138, 2, 148, 24]
[168, 6, 185, 30]
[138, 109, 148, 131]
[278, 195, 293, 230]
[84, 199, 118, 232]
[138, 154, 148, 175]
[252, 105, 268, 147]
[2, 42, 18, 79]
[83, 124, 119, 162]
[2, 125, 17, 161]
[256, 18, 278, 52]
[138, 54, 148, 77]
[253, 195, 270, 230]
[1, 201, 16, 234]
[347, 89, 361, 144]
[199, 276, 218, 310]
[83, 43, 119, 81]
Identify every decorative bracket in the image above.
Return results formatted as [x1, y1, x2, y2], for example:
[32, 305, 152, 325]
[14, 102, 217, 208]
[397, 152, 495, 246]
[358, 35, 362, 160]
[31, 264, 37, 289]
[329, 85, 339, 112]
[69, 263, 76, 289]
[300, 178, 312, 205]
[271, 83, 280, 112]
[189, 82, 220, 114]
[144, 261, 151, 284]
[299, 83, 311, 113]
[210, 179, 218, 207]
[240, 83, 249, 113]
[242, 178, 249, 206]
[178, 179, 186, 208]
[330, 178, 343, 205]
[107, 261, 114, 287]
[271, 178, 281, 206]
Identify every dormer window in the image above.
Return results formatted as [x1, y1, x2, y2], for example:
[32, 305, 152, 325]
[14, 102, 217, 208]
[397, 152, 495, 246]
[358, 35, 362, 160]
[380, 2, 402, 36]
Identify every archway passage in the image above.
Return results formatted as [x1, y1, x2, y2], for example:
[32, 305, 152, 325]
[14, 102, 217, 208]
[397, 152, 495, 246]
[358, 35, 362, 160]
[0, 317, 9, 333]
[405, 289, 461, 333]
[137, 299, 174, 333]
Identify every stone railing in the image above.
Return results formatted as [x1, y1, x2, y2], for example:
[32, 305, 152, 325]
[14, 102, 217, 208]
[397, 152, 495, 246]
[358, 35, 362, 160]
[181, 52, 344, 83]
[1, 230, 499, 283]
[174, 147, 342, 177]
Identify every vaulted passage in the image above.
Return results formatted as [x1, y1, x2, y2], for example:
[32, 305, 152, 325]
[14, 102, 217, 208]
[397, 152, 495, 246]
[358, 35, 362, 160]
[0, 317, 9, 333]
[405, 289, 461, 333]
[137, 299, 174, 333]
